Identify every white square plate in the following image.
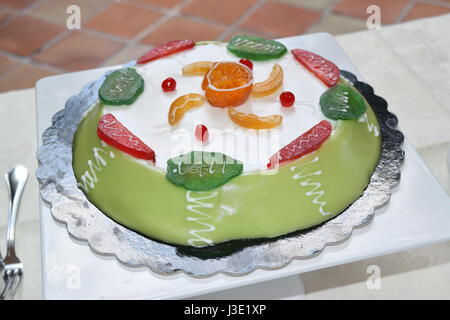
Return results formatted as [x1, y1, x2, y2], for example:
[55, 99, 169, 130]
[36, 33, 450, 299]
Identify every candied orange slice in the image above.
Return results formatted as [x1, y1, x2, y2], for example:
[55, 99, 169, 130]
[202, 61, 253, 108]
[168, 93, 204, 125]
[182, 61, 214, 76]
[228, 107, 282, 129]
[252, 63, 283, 97]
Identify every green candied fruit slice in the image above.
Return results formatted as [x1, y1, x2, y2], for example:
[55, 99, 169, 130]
[166, 151, 243, 191]
[99, 68, 144, 106]
[227, 35, 287, 61]
[320, 82, 367, 120]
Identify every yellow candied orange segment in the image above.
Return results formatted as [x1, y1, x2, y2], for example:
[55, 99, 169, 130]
[202, 61, 253, 107]
[182, 61, 215, 76]
[168, 93, 205, 125]
[252, 63, 283, 97]
[228, 107, 282, 129]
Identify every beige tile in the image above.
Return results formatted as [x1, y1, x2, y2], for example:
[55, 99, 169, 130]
[276, 0, 334, 11]
[403, 2, 450, 22]
[417, 142, 450, 194]
[102, 43, 153, 66]
[307, 13, 367, 35]
[0, 88, 40, 226]
[0, 88, 42, 298]
[336, 16, 450, 148]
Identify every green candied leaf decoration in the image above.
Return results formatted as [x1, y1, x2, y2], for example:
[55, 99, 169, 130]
[227, 35, 287, 61]
[319, 82, 367, 120]
[99, 67, 144, 106]
[166, 151, 243, 191]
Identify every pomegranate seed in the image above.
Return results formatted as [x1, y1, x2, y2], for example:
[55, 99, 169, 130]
[239, 58, 253, 70]
[162, 77, 176, 92]
[195, 124, 209, 142]
[280, 91, 295, 107]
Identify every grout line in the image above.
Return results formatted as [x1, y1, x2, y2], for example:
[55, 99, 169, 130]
[417, 0, 450, 9]
[0, 49, 66, 82]
[176, 11, 235, 30]
[396, 0, 450, 23]
[0, 0, 46, 15]
[0, 48, 67, 73]
[30, 30, 71, 56]
[18, 0, 47, 14]
[78, 27, 130, 44]
[395, 0, 418, 23]
[119, 0, 177, 15]
[216, 0, 269, 41]
[80, 0, 121, 23]
[304, 0, 341, 34]
[0, 0, 46, 27]
[233, 26, 278, 39]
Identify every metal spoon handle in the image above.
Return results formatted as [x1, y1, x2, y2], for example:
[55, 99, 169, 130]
[4, 165, 28, 258]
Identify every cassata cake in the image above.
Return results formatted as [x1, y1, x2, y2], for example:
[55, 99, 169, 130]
[72, 36, 381, 248]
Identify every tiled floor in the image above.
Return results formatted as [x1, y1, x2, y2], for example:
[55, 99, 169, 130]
[0, 0, 449, 92]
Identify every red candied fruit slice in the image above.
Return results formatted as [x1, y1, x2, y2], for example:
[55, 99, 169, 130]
[195, 124, 209, 142]
[291, 49, 339, 87]
[137, 40, 195, 64]
[267, 120, 332, 168]
[98, 113, 155, 162]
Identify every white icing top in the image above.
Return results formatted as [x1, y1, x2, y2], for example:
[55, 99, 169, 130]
[104, 43, 335, 173]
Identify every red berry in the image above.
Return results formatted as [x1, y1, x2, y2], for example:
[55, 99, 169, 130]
[162, 77, 176, 92]
[239, 58, 253, 70]
[280, 91, 295, 107]
[195, 124, 209, 142]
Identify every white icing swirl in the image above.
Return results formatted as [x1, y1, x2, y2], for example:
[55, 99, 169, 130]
[291, 156, 330, 216]
[78, 145, 115, 192]
[186, 190, 218, 247]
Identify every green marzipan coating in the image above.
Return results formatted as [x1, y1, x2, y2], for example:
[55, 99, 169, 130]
[227, 35, 287, 61]
[99, 68, 144, 106]
[166, 151, 243, 191]
[73, 87, 381, 247]
[320, 83, 367, 120]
